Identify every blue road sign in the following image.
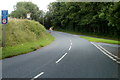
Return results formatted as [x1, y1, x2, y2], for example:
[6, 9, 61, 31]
[2, 10, 8, 16]
[1, 10, 8, 24]
[0, 14, 1, 24]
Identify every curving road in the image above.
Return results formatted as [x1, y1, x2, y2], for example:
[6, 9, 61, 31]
[2, 31, 119, 79]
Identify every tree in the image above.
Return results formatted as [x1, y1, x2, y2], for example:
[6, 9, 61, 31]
[10, 2, 43, 22]
[107, 2, 120, 39]
[45, 2, 119, 39]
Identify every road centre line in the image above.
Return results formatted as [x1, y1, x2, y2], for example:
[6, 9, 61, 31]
[69, 46, 72, 51]
[70, 40, 72, 46]
[56, 40, 72, 64]
[32, 40, 73, 79]
[91, 42, 120, 63]
[56, 53, 67, 63]
[69, 39, 72, 51]
[31, 72, 44, 80]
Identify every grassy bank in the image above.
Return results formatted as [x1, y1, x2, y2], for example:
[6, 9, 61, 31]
[80, 36, 120, 45]
[0, 24, 2, 59]
[2, 34, 54, 59]
[0, 24, 1, 46]
[1, 19, 54, 59]
[6, 19, 49, 46]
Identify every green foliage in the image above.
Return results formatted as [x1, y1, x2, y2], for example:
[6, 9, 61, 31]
[6, 19, 47, 46]
[0, 24, 1, 59]
[0, 24, 2, 46]
[45, 2, 119, 40]
[2, 34, 54, 59]
[2, 19, 54, 59]
[80, 36, 120, 45]
[10, 2, 44, 23]
[107, 2, 120, 39]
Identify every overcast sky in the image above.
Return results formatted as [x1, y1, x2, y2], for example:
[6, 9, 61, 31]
[0, 0, 118, 14]
[0, 0, 56, 14]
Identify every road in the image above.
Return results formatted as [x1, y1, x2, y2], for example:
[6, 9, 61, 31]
[2, 31, 120, 79]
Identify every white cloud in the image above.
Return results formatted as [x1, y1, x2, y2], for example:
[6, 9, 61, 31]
[0, 0, 56, 14]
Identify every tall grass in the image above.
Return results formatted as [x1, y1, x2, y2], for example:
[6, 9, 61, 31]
[2, 34, 54, 59]
[0, 24, 2, 46]
[6, 19, 48, 46]
[2, 19, 54, 59]
[0, 24, 2, 59]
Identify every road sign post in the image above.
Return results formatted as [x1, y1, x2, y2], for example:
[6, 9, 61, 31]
[2, 25, 6, 47]
[1, 10, 8, 47]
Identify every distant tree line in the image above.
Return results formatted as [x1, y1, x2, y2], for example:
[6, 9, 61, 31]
[9, 2, 44, 24]
[45, 2, 120, 39]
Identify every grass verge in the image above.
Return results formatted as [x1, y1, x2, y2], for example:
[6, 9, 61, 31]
[80, 36, 120, 45]
[55, 29, 119, 45]
[55, 29, 119, 40]
[2, 34, 54, 59]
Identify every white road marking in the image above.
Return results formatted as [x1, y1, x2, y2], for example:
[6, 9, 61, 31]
[117, 61, 120, 64]
[70, 39, 72, 46]
[56, 40, 72, 64]
[97, 44, 119, 59]
[69, 39, 72, 50]
[31, 72, 44, 80]
[56, 53, 67, 63]
[69, 46, 72, 51]
[91, 42, 118, 63]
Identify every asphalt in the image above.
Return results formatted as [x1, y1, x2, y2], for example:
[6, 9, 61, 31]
[2, 31, 120, 79]
[95, 42, 120, 57]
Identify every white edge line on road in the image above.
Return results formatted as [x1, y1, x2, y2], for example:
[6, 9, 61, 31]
[97, 45, 119, 59]
[117, 61, 120, 64]
[31, 72, 44, 80]
[56, 53, 67, 63]
[91, 42, 117, 62]
[71, 42, 72, 45]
